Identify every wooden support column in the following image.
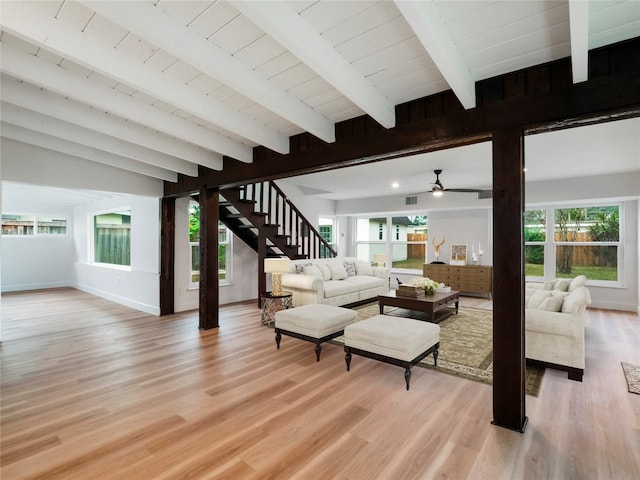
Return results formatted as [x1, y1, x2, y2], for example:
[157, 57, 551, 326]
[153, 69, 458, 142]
[159, 197, 175, 316]
[199, 186, 219, 330]
[258, 231, 266, 308]
[491, 127, 527, 432]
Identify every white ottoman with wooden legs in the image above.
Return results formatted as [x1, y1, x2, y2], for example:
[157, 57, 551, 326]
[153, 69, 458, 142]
[274, 304, 357, 362]
[344, 315, 440, 390]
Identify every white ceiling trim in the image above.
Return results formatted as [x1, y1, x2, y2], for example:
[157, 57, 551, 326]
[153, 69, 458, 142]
[0, 76, 222, 171]
[0, 43, 252, 163]
[0, 1, 288, 155]
[569, 0, 590, 83]
[394, 0, 476, 109]
[1, 102, 199, 177]
[1, 125, 177, 182]
[87, 0, 336, 144]
[231, 1, 396, 129]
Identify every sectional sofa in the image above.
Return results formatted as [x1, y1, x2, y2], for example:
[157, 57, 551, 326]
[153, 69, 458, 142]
[281, 257, 390, 307]
[525, 275, 591, 381]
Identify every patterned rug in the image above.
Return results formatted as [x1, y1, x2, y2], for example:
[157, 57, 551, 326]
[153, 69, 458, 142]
[338, 303, 544, 396]
[621, 362, 640, 395]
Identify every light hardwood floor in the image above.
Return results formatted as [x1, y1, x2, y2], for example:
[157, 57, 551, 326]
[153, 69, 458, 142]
[1, 288, 639, 479]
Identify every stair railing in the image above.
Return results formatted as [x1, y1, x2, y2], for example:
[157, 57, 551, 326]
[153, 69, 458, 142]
[239, 180, 337, 259]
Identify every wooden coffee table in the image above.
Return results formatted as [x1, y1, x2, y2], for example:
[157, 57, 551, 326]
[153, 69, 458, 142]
[378, 290, 460, 324]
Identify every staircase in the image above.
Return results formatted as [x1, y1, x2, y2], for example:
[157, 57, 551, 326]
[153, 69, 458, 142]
[220, 181, 337, 263]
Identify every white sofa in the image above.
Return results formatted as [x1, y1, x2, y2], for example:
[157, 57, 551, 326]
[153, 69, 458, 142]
[525, 276, 591, 381]
[281, 257, 390, 307]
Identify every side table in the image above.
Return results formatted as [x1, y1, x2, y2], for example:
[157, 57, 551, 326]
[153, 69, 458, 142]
[261, 291, 293, 326]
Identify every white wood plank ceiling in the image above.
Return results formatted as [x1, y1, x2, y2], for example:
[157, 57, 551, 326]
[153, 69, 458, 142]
[1, 0, 639, 188]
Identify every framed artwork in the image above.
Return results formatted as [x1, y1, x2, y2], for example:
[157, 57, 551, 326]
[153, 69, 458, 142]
[450, 244, 467, 265]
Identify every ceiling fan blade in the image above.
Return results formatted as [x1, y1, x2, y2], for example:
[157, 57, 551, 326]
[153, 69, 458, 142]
[445, 188, 487, 193]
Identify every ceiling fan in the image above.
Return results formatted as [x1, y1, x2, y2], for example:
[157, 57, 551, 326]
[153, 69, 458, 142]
[421, 169, 492, 198]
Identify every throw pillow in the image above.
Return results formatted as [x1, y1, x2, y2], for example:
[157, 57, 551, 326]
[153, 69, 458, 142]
[343, 261, 357, 277]
[568, 275, 587, 292]
[555, 279, 571, 291]
[355, 260, 374, 276]
[302, 265, 322, 278]
[328, 261, 348, 280]
[294, 262, 312, 274]
[542, 280, 557, 290]
[527, 290, 553, 309]
[561, 289, 588, 314]
[538, 295, 564, 312]
[318, 263, 332, 281]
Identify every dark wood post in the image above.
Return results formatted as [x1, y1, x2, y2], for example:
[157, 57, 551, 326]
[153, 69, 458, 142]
[491, 127, 527, 432]
[258, 231, 266, 308]
[159, 197, 175, 316]
[199, 186, 219, 330]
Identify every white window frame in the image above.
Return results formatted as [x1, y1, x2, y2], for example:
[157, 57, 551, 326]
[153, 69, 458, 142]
[525, 203, 623, 287]
[89, 206, 132, 269]
[1, 213, 69, 237]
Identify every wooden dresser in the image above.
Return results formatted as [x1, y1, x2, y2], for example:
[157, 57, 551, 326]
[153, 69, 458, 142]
[423, 264, 493, 299]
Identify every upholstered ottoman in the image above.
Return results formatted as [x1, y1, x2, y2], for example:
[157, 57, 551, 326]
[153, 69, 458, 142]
[275, 304, 357, 361]
[344, 315, 440, 390]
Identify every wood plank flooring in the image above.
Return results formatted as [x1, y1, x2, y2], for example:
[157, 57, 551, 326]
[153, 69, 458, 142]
[1, 288, 639, 479]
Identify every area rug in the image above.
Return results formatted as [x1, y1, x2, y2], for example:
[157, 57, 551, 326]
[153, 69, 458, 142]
[621, 362, 640, 395]
[337, 303, 544, 396]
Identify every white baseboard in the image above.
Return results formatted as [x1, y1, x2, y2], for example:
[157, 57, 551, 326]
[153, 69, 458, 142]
[589, 300, 638, 312]
[1, 281, 72, 293]
[74, 283, 160, 316]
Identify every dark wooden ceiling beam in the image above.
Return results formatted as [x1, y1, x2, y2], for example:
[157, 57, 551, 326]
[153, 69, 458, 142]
[164, 38, 639, 197]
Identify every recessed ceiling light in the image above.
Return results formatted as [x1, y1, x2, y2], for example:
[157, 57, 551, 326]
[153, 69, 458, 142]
[391, 182, 399, 188]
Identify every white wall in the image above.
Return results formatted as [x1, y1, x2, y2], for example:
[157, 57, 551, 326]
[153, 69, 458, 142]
[173, 198, 258, 312]
[73, 194, 161, 315]
[1, 197, 75, 292]
[330, 175, 639, 311]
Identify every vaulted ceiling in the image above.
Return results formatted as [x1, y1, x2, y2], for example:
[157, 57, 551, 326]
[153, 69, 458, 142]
[1, 1, 639, 193]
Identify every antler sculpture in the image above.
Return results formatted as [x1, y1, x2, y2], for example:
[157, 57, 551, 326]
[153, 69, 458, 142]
[432, 236, 445, 257]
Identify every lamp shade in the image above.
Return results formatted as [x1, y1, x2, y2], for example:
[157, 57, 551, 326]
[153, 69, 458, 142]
[373, 254, 388, 266]
[264, 257, 291, 273]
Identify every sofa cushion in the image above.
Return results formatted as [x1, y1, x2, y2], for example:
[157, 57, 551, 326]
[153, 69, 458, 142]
[527, 290, 553, 309]
[344, 275, 386, 289]
[355, 260, 374, 276]
[294, 262, 312, 274]
[538, 295, 565, 312]
[328, 261, 348, 280]
[542, 280, 557, 290]
[555, 279, 571, 291]
[568, 275, 587, 292]
[343, 260, 357, 277]
[561, 287, 590, 314]
[323, 280, 359, 298]
[317, 263, 332, 281]
[302, 265, 322, 278]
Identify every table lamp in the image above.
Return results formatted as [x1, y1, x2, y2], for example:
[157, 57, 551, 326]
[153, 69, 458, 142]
[373, 254, 389, 267]
[264, 257, 291, 295]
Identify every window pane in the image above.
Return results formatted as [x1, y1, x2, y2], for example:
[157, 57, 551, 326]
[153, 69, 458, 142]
[189, 203, 200, 242]
[556, 245, 617, 281]
[191, 244, 200, 282]
[554, 208, 587, 242]
[219, 243, 227, 280]
[586, 206, 619, 242]
[94, 211, 131, 266]
[37, 217, 67, 235]
[2, 214, 34, 235]
[390, 215, 427, 269]
[524, 209, 546, 242]
[356, 243, 385, 264]
[525, 245, 544, 277]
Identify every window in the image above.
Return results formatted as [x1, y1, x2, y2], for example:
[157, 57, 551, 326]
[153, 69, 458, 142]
[524, 209, 545, 277]
[355, 215, 428, 271]
[319, 217, 336, 257]
[189, 201, 232, 285]
[94, 210, 131, 266]
[2, 214, 67, 236]
[525, 204, 621, 284]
